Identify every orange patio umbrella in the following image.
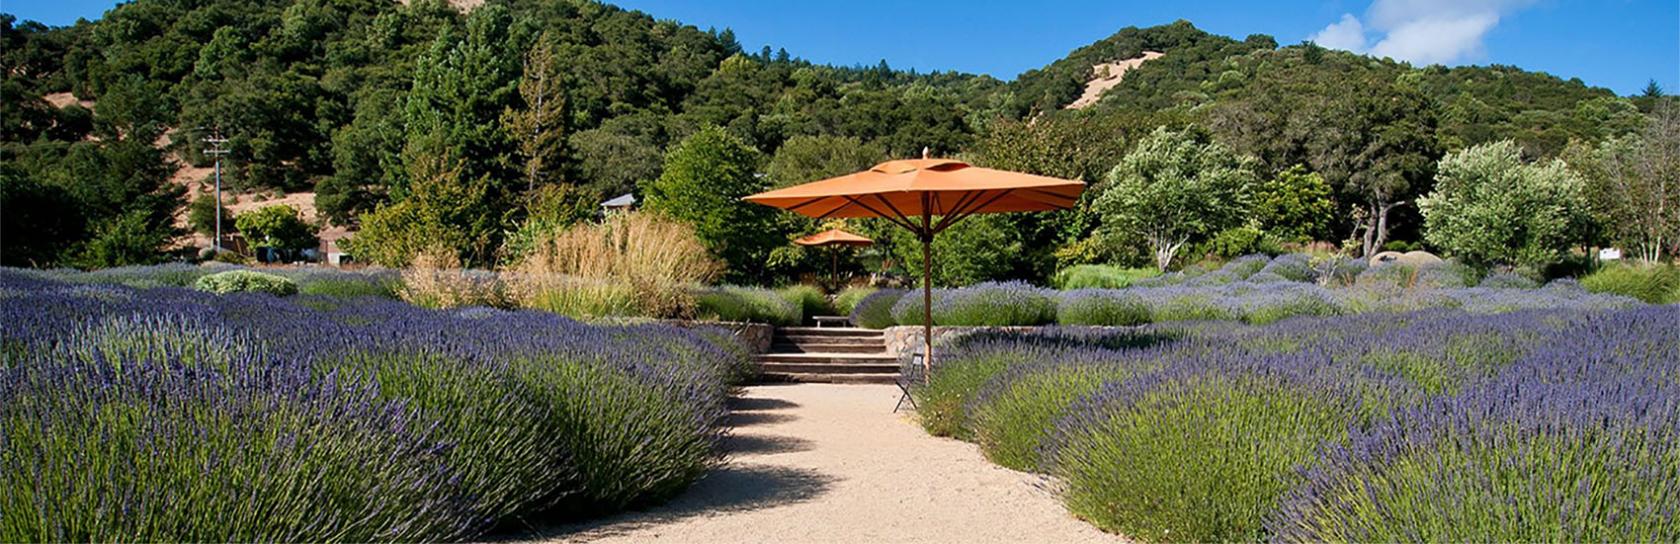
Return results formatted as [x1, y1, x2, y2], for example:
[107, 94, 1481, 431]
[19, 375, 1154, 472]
[794, 228, 874, 289]
[745, 156, 1085, 380]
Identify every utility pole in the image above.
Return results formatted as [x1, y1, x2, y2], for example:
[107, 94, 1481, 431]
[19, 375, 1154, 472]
[202, 132, 230, 254]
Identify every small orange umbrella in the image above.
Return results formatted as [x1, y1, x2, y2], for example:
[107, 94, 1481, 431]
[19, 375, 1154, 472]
[794, 228, 873, 289]
[746, 157, 1085, 380]
[793, 228, 874, 247]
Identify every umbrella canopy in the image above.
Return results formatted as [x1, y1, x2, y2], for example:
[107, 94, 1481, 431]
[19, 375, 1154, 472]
[746, 157, 1085, 382]
[794, 228, 874, 247]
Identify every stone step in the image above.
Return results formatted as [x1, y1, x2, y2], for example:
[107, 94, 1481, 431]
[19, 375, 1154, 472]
[760, 372, 900, 385]
[774, 334, 884, 346]
[775, 326, 882, 338]
[755, 353, 898, 365]
[770, 342, 885, 354]
[758, 362, 900, 374]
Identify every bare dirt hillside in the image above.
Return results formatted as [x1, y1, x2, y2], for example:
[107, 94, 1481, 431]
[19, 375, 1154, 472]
[42, 92, 95, 109]
[1065, 51, 1163, 110]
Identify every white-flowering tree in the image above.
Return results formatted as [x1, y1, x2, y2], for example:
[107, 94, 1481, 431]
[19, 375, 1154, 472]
[1420, 140, 1593, 270]
[1095, 127, 1258, 271]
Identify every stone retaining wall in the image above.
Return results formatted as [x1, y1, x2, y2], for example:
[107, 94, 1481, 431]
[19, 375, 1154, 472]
[659, 320, 774, 354]
[882, 325, 1140, 358]
[882, 325, 1046, 358]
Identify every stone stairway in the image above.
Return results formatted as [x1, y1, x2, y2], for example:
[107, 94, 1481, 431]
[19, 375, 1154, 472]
[756, 323, 898, 384]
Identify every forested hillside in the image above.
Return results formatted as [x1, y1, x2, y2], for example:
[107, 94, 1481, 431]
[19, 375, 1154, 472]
[1, 1, 1665, 282]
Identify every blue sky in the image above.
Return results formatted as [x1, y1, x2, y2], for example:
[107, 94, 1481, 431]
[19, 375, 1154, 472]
[6, 0, 1676, 95]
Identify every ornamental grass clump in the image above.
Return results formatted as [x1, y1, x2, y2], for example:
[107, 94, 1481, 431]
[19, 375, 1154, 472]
[1355, 262, 1415, 288]
[1052, 265, 1159, 289]
[510, 212, 719, 318]
[1056, 289, 1150, 326]
[777, 284, 831, 319]
[849, 288, 905, 329]
[192, 269, 299, 296]
[695, 286, 801, 325]
[399, 250, 513, 309]
[832, 286, 877, 315]
[0, 274, 740, 542]
[1581, 262, 1680, 304]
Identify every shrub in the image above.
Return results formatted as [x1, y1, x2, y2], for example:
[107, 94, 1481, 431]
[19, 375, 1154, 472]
[833, 286, 877, 315]
[1355, 263, 1415, 288]
[73, 262, 216, 288]
[1051, 367, 1361, 542]
[891, 282, 1056, 326]
[778, 285, 831, 320]
[913, 350, 1016, 439]
[192, 270, 299, 296]
[279, 268, 401, 298]
[1580, 263, 1680, 304]
[1477, 270, 1540, 289]
[850, 288, 906, 329]
[1257, 253, 1314, 282]
[695, 286, 801, 325]
[1274, 335, 1680, 541]
[1219, 254, 1274, 279]
[1314, 255, 1367, 287]
[1056, 290, 1150, 326]
[510, 212, 719, 318]
[523, 278, 639, 318]
[0, 275, 738, 541]
[1052, 265, 1159, 290]
[971, 359, 1145, 471]
[1237, 284, 1338, 325]
[398, 250, 511, 309]
[1137, 287, 1241, 322]
[1412, 260, 1478, 289]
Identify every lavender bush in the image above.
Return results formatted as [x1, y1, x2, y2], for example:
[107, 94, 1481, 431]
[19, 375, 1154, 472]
[1056, 290, 1150, 326]
[907, 304, 1678, 540]
[849, 288, 906, 329]
[890, 282, 1055, 326]
[0, 270, 742, 541]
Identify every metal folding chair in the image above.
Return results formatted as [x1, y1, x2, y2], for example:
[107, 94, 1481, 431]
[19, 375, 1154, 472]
[894, 351, 923, 413]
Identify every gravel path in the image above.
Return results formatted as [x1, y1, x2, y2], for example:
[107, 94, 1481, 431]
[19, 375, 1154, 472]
[526, 384, 1120, 543]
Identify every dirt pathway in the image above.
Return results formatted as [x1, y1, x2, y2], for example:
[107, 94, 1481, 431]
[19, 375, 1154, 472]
[526, 384, 1119, 543]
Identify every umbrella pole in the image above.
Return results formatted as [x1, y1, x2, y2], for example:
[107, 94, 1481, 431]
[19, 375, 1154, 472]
[920, 232, 933, 385]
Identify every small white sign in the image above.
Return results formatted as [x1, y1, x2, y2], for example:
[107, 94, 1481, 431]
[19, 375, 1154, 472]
[1598, 248, 1623, 261]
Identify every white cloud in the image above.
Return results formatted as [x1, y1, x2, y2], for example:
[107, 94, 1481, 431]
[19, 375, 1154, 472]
[1309, 14, 1369, 52]
[1307, 0, 1535, 65]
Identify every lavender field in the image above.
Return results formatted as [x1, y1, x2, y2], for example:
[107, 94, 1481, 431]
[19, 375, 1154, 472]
[912, 306, 1680, 541]
[855, 254, 1650, 329]
[0, 269, 750, 541]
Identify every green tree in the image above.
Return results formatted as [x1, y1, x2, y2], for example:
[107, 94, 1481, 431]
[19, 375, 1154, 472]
[1095, 126, 1258, 271]
[1565, 105, 1680, 262]
[642, 125, 781, 282]
[764, 134, 885, 188]
[187, 195, 235, 238]
[503, 32, 568, 192]
[1419, 140, 1592, 271]
[71, 210, 173, 269]
[1251, 165, 1334, 242]
[234, 205, 318, 251]
[349, 148, 504, 267]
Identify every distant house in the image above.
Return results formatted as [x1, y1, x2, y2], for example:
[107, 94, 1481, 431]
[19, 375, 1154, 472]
[601, 193, 636, 214]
